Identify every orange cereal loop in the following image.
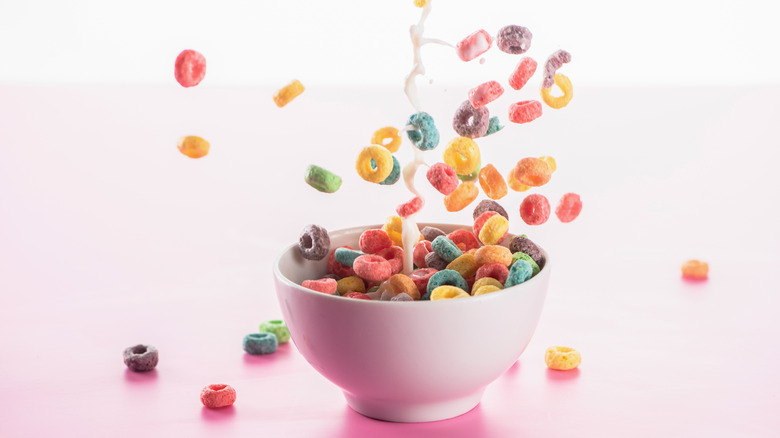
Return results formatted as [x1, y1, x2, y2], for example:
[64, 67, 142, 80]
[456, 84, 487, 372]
[539, 156, 557, 172]
[681, 260, 708, 280]
[384, 274, 421, 300]
[414, 0, 428, 7]
[177, 135, 210, 159]
[506, 167, 531, 192]
[513, 157, 552, 187]
[446, 253, 479, 279]
[371, 126, 402, 153]
[443, 137, 481, 175]
[540, 73, 573, 110]
[474, 245, 513, 267]
[356, 145, 393, 183]
[472, 276, 503, 292]
[443, 181, 479, 212]
[478, 214, 509, 245]
[478, 164, 508, 200]
[545, 346, 581, 371]
[273, 79, 305, 107]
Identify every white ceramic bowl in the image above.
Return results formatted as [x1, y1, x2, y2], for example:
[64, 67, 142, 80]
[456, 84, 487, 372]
[273, 223, 550, 423]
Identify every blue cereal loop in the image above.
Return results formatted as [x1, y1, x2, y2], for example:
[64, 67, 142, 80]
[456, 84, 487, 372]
[334, 248, 365, 267]
[379, 156, 401, 185]
[423, 269, 468, 300]
[431, 235, 463, 263]
[243, 332, 278, 355]
[407, 112, 440, 151]
[511, 252, 540, 276]
[505, 259, 533, 288]
[484, 117, 504, 136]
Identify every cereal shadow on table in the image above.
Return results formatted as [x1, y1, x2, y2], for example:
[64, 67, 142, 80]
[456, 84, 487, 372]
[123, 368, 158, 384]
[328, 403, 510, 438]
[242, 343, 293, 365]
[201, 405, 236, 422]
[545, 368, 580, 381]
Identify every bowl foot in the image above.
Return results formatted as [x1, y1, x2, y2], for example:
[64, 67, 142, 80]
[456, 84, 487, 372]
[343, 389, 485, 423]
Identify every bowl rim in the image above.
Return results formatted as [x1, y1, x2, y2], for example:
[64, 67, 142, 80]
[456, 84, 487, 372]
[273, 222, 550, 306]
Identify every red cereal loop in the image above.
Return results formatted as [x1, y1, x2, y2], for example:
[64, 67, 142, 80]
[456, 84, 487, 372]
[174, 50, 207, 88]
[508, 100, 543, 124]
[200, 384, 236, 408]
[328, 246, 356, 278]
[519, 194, 551, 225]
[468, 81, 504, 108]
[475, 263, 509, 285]
[447, 229, 480, 252]
[346, 292, 372, 300]
[376, 246, 405, 275]
[456, 29, 493, 62]
[301, 278, 338, 294]
[508, 57, 537, 90]
[555, 193, 583, 223]
[359, 229, 393, 254]
[473, 210, 498, 238]
[396, 196, 424, 218]
[353, 254, 393, 282]
[409, 268, 438, 296]
[413, 240, 433, 268]
[426, 162, 459, 195]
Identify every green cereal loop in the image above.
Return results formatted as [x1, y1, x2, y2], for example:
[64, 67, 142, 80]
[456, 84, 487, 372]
[511, 252, 540, 276]
[259, 320, 291, 344]
[505, 259, 533, 288]
[457, 162, 481, 181]
[431, 235, 463, 263]
[406, 112, 440, 151]
[305, 165, 342, 193]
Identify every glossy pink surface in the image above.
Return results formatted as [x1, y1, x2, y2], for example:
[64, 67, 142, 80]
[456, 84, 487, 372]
[1, 85, 779, 437]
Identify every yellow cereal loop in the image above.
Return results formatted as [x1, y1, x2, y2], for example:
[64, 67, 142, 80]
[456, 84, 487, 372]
[337, 276, 366, 296]
[539, 156, 557, 173]
[474, 245, 513, 267]
[383, 215, 404, 246]
[506, 168, 531, 192]
[414, 0, 428, 7]
[478, 215, 509, 246]
[273, 79, 305, 108]
[177, 135, 210, 159]
[356, 145, 394, 183]
[545, 346, 581, 371]
[430, 285, 470, 300]
[472, 277, 504, 292]
[446, 253, 479, 279]
[540, 73, 573, 110]
[443, 137, 481, 175]
[371, 127, 402, 153]
[473, 285, 502, 296]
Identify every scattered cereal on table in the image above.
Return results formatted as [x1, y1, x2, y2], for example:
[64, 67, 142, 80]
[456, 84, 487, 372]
[258, 320, 291, 344]
[545, 346, 581, 371]
[123, 344, 158, 372]
[243, 333, 278, 355]
[200, 384, 237, 408]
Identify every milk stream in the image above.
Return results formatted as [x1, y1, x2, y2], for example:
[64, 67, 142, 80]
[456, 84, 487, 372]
[399, 1, 452, 274]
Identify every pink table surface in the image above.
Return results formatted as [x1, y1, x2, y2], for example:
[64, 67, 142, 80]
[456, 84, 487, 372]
[1, 84, 779, 437]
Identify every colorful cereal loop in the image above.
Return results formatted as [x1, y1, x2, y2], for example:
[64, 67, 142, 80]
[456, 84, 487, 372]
[681, 260, 709, 280]
[383, 216, 404, 246]
[478, 214, 509, 245]
[406, 112, 440, 151]
[513, 157, 552, 187]
[472, 285, 502, 296]
[379, 156, 402, 185]
[471, 276, 504, 292]
[336, 276, 366, 295]
[443, 137, 481, 175]
[545, 346, 581, 371]
[541, 73, 573, 109]
[506, 167, 531, 192]
[273, 79, 305, 108]
[508, 57, 537, 91]
[443, 182, 479, 212]
[430, 285, 471, 300]
[456, 29, 493, 62]
[508, 100, 543, 124]
[304, 165, 342, 193]
[474, 245, 513, 267]
[356, 145, 393, 183]
[446, 253, 479, 280]
[478, 164, 508, 200]
[519, 194, 551, 225]
[372, 126, 402, 153]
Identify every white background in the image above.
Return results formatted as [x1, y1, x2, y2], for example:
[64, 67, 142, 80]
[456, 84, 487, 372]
[1, 0, 778, 87]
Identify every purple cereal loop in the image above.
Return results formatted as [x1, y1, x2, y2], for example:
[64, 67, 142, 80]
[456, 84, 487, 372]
[298, 224, 330, 261]
[472, 199, 509, 221]
[424, 252, 448, 271]
[452, 100, 490, 139]
[542, 50, 571, 89]
[496, 25, 533, 55]
[420, 226, 446, 242]
[123, 344, 159, 372]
